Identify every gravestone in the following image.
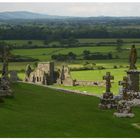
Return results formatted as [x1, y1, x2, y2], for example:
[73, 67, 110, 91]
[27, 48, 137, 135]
[0, 48, 13, 97]
[126, 45, 140, 92]
[99, 72, 117, 109]
[10, 71, 18, 82]
[119, 76, 130, 100]
[114, 76, 135, 118]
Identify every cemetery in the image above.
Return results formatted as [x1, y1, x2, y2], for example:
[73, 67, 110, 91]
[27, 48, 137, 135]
[1, 42, 140, 137]
[1, 3, 140, 137]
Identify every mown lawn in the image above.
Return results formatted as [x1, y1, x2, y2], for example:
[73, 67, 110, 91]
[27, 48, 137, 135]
[0, 82, 140, 138]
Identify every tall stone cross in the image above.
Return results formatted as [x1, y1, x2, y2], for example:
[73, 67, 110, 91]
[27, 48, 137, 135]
[2, 46, 9, 80]
[119, 76, 129, 100]
[129, 44, 137, 70]
[103, 72, 114, 93]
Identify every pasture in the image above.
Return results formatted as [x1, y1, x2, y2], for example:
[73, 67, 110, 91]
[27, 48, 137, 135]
[2, 38, 140, 95]
[54, 68, 127, 95]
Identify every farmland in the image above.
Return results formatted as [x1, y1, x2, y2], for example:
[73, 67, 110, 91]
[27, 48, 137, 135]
[1, 38, 140, 95]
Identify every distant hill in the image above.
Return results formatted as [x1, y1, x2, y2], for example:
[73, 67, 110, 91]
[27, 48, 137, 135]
[0, 11, 140, 21]
[0, 11, 66, 20]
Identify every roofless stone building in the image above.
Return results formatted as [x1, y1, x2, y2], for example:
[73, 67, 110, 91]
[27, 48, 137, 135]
[25, 62, 55, 85]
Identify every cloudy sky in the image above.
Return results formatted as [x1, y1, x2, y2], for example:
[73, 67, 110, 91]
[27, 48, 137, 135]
[0, 3, 140, 17]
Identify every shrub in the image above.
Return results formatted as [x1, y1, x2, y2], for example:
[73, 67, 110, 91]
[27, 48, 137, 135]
[113, 65, 118, 69]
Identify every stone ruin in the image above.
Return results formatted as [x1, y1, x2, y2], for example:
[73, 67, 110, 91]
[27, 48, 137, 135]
[25, 62, 106, 88]
[25, 62, 75, 86]
[57, 65, 75, 86]
[25, 62, 55, 85]
[9, 70, 19, 82]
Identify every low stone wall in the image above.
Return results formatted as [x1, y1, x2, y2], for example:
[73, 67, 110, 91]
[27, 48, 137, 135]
[74, 80, 105, 87]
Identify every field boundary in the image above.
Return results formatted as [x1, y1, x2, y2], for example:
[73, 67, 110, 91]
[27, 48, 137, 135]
[18, 81, 101, 98]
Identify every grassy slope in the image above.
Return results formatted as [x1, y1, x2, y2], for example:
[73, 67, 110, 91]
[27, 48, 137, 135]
[0, 82, 140, 138]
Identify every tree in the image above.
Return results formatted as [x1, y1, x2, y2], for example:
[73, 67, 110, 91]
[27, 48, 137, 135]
[83, 50, 91, 59]
[28, 41, 33, 45]
[116, 39, 123, 52]
[67, 52, 77, 60]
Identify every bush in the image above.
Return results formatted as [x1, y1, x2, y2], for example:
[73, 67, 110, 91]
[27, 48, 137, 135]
[113, 65, 118, 69]
[97, 66, 106, 70]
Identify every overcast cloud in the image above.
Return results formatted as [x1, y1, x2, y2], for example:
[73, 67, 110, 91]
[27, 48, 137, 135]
[0, 3, 140, 17]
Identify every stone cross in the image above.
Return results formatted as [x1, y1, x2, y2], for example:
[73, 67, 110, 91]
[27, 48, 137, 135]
[129, 44, 137, 70]
[119, 76, 129, 100]
[2, 47, 9, 80]
[103, 72, 114, 93]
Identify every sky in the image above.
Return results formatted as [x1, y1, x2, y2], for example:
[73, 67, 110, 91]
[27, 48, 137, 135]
[0, 3, 140, 17]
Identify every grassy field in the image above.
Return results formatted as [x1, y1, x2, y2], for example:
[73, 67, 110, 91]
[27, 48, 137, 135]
[5, 40, 45, 47]
[1, 59, 138, 95]
[0, 82, 140, 138]
[11, 45, 140, 61]
[4, 38, 140, 46]
[54, 68, 127, 95]
[12, 46, 117, 61]
[2, 38, 140, 95]
[78, 38, 140, 43]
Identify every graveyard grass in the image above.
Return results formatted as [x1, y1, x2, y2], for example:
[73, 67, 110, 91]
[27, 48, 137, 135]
[0, 82, 140, 137]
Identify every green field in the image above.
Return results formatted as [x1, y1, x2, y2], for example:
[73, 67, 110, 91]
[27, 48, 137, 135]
[54, 68, 127, 95]
[4, 38, 140, 46]
[12, 46, 117, 61]
[2, 38, 140, 95]
[0, 82, 140, 138]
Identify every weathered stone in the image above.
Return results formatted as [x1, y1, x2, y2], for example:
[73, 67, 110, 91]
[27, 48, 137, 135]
[0, 77, 13, 97]
[129, 98, 140, 107]
[10, 71, 18, 82]
[127, 70, 140, 92]
[99, 72, 117, 109]
[25, 64, 32, 82]
[114, 112, 135, 118]
[114, 100, 134, 118]
[25, 62, 55, 85]
[119, 76, 130, 100]
[129, 44, 137, 70]
[74, 80, 105, 86]
[58, 65, 74, 86]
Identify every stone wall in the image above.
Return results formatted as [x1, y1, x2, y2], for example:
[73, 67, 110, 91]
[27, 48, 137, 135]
[74, 80, 105, 86]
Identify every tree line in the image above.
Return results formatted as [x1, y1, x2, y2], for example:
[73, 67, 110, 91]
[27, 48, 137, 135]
[51, 50, 113, 61]
[1, 25, 140, 40]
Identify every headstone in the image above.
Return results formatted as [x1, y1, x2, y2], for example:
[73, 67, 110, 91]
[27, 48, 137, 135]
[129, 44, 137, 70]
[0, 49, 13, 97]
[0, 76, 13, 97]
[99, 72, 117, 109]
[114, 100, 134, 118]
[10, 71, 18, 82]
[114, 76, 135, 118]
[126, 45, 140, 92]
[119, 76, 130, 100]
